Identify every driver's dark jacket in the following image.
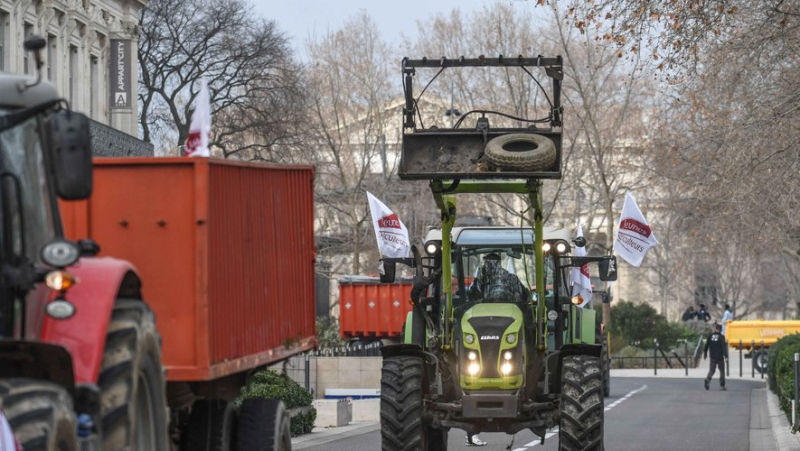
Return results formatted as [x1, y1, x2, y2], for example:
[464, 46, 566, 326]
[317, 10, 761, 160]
[468, 260, 527, 303]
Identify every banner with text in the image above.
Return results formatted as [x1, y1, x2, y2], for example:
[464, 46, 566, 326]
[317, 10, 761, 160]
[613, 191, 658, 267]
[367, 192, 410, 259]
[109, 39, 131, 109]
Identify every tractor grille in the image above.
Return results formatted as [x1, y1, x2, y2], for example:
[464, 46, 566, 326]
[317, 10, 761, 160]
[468, 316, 515, 378]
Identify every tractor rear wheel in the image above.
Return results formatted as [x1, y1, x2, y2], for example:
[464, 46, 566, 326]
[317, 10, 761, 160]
[0, 378, 77, 451]
[236, 398, 291, 451]
[381, 355, 442, 450]
[99, 299, 169, 451]
[186, 399, 238, 451]
[559, 355, 603, 451]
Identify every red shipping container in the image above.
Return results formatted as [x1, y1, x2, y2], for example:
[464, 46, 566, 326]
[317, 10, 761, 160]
[61, 158, 316, 381]
[338, 276, 413, 340]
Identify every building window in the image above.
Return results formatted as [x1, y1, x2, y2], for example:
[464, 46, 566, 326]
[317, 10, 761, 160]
[69, 44, 78, 105]
[23, 23, 33, 74]
[90, 55, 98, 119]
[47, 33, 57, 82]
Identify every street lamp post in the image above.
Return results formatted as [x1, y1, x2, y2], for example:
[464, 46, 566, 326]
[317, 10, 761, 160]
[443, 80, 461, 128]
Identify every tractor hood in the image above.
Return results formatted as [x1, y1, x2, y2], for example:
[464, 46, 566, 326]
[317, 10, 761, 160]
[460, 303, 524, 389]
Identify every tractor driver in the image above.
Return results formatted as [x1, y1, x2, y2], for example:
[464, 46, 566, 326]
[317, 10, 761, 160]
[468, 252, 528, 303]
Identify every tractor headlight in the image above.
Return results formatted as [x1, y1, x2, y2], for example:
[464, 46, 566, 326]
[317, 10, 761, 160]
[465, 333, 475, 344]
[506, 333, 516, 344]
[41, 239, 80, 268]
[556, 241, 568, 253]
[542, 242, 551, 252]
[501, 362, 513, 376]
[571, 295, 583, 305]
[468, 362, 481, 376]
[468, 351, 478, 361]
[503, 351, 513, 360]
[424, 241, 441, 256]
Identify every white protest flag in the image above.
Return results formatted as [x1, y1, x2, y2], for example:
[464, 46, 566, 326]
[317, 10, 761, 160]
[184, 78, 211, 157]
[571, 223, 593, 308]
[367, 192, 410, 258]
[613, 192, 658, 267]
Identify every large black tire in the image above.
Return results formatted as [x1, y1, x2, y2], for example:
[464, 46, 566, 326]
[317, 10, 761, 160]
[0, 378, 77, 451]
[187, 399, 238, 451]
[485, 133, 557, 171]
[237, 398, 291, 451]
[99, 299, 169, 451]
[559, 355, 604, 451]
[381, 355, 443, 451]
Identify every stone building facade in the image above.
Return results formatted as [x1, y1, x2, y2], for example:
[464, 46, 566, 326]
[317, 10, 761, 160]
[0, 0, 146, 140]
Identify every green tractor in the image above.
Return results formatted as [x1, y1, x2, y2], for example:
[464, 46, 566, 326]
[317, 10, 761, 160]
[377, 56, 618, 450]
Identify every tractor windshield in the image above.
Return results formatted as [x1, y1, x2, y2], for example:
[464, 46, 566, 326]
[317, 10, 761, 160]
[454, 246, 557, 305]
[0, 110, 57, 264]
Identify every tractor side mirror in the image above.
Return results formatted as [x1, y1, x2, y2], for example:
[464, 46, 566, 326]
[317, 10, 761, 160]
[46, 110, 93, 200]
[599, 256, 618, 282]
[379, 260, 396, 283]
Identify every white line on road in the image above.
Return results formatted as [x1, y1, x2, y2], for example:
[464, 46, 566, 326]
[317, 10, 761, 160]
[522, 385, 648, 449]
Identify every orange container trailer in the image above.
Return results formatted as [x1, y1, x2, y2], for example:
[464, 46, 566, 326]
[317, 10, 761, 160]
[61, 157, 317, 381]
[338, 276, 413, 341]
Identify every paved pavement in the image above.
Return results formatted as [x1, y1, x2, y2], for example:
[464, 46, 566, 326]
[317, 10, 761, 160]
[293, 377, 773, 451]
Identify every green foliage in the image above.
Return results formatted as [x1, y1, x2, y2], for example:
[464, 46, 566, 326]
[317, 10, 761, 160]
[610, 301, 694, 350]
[316, 316, 347, 348]
[768, 334, 800, 391]
[236, 370, 316, 436]
[772, 341, 800, 420]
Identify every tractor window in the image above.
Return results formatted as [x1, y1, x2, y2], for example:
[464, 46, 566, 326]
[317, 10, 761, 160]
[0, 115, 56, 264]
[456, 247, 542, 304]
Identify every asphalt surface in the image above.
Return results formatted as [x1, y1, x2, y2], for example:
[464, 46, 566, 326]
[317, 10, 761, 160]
[301, 377, 765, 451]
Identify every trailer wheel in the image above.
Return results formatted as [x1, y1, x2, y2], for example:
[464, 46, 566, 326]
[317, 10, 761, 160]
[0, 378, 77, 451]
[186, 399, 237, 451]
[236, 398, 291, 451]
[559, 355, 603, 451]
[99, 300, 169, 451]
[753, 350, 768, 374]
[485, 133, 557, 171]
[381, 355, 441, 450]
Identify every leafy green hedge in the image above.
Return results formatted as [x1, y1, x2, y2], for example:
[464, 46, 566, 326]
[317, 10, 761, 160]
[768, 333, 800, 391]
[236, 370, 316, 436]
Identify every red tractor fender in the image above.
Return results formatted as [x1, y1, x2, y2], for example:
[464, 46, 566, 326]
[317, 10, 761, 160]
[40, 257, 143, 384]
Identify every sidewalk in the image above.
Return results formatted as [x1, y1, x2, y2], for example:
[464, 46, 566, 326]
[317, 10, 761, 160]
[292, 421, 379, 450]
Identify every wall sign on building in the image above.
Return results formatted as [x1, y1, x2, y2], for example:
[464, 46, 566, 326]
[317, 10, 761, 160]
[109, 39, 131, 109]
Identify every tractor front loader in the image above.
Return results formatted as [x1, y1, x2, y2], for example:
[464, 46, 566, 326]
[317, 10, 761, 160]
[378, 56, 618, 451]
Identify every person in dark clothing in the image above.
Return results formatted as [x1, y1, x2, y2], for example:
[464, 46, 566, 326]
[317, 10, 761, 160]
[681, 306, 697, 322]
[703, 323, 729, 390]
[468, 252, 528, 303]
[697, 303, 711, 323]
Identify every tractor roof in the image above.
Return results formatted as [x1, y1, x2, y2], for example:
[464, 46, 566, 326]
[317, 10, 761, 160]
[424, 226, 571, 246]
[0, 72, 60, 109]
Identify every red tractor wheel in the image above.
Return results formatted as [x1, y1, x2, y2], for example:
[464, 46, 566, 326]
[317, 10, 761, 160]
[99, 299, 169, 451]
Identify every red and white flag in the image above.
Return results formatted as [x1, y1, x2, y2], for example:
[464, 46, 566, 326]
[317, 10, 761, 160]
[367, 192, 410, 258]
[613, 192, 658, 267]
[572, 223, 592, 307]
[183, 78, 211, 157]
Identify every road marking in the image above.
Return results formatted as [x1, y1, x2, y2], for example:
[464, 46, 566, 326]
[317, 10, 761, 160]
[519, 385, 648, 449]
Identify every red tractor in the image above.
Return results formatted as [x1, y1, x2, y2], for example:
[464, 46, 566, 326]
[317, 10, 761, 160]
[0, 37, 169, 450]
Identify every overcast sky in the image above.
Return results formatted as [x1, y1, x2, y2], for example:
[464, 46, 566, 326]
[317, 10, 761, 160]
[254, 0, 545, 59]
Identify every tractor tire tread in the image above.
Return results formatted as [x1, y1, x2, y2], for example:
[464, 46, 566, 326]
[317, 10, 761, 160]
[0, 378, 77, 451]
[559, 355, 604, 451]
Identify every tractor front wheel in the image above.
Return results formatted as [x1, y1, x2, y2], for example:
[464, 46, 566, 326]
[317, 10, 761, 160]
[0, 378, 77, 451]
[381, 355, 443, 450]
[99, 299, 169, 451]
[559, 355, 604, 451]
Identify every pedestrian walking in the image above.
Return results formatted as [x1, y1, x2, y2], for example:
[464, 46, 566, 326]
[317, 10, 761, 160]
[721, 304, 733, 336]
[466, 433, 487, 446]
[703, 323, 728, 391]
[697, 303, 711, 323]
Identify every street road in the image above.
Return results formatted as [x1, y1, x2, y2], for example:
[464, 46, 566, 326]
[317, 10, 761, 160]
[302, 377, 765, 451]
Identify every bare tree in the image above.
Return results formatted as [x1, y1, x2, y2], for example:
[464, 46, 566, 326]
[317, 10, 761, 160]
[138, 0, 304, 157]
[304, 11, 397, 275]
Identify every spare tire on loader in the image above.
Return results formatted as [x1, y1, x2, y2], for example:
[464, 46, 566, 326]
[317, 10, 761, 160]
[485, 133, 557, 172]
